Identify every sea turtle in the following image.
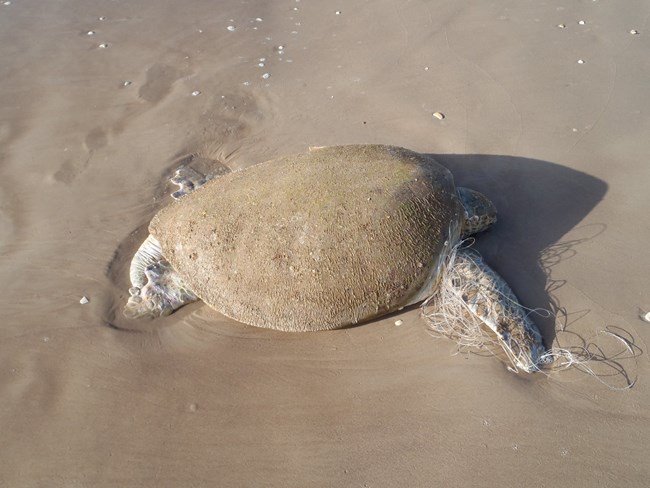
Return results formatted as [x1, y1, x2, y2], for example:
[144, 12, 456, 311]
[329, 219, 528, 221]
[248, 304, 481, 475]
[124, 145, 546, 372]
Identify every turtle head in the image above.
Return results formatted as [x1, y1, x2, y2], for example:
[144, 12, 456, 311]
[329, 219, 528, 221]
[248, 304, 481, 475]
[457, 187, 497, 237]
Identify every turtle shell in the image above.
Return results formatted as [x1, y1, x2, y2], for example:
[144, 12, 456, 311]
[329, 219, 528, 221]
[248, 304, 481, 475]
[150, 145, 463, 331]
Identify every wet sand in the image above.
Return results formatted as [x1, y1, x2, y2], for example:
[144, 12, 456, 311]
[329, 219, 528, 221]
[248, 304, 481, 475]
[1, 0, 649, 486]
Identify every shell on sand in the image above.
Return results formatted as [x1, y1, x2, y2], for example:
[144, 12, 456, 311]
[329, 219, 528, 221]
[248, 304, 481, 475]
[150, 145, 464, 331]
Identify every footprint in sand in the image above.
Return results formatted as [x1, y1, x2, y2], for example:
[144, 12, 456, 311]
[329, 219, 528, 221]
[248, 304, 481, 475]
[138, 64, 183, 103]
[53, 127, 108, 184]
[85, 127, 108, 151]
[53, 158, 90, 184]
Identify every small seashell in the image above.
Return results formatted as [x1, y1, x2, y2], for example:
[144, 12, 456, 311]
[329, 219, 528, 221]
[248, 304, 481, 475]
[640, 310, 650, 323]
[98, 43, 109, 48]
[3, 1, 11, 5]
[87, 31, 95, 36]
[335, 11, 342, 15]
[578, 20, 585, 25]
[432, 111, 445, 120]
[255, 18, 263, 22]
[227, 25, 236, 32]
[191, 90, 201, 96]
[630, 29, 639, 35]
[394, 320, 403, 326]
[258, 62, 265, 67]
[557, 23, 566, 29]
[80, 296, 89, 304]
[98, 16, 106, 21]
[122, 81, 132, 86]
[577, 59, 585, 64]
[262, 73, 270, 79]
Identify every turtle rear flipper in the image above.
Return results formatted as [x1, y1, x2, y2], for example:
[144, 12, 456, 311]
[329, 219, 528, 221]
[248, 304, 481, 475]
[124, 235, 198, 318]
[124, 260, 198, 318]
[170, 167, 211, 200]
[124, 166, 214, 318]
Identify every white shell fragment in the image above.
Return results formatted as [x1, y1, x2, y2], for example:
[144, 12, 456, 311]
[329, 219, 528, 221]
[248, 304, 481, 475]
[262, 73, 270, 79]
[640, 310, 650, 323]
[80, 296, 89, 304]
[227, 25, 236, 32]
[394, 319, 403, 326]
[557, 24, 566, 29]
[577, 59, 585, 64]
[87, 31, 95, 36]
[432, 112, 445, 120]
[578, 20, 586, 25]
[98, 43, 109, 48]
[122, 81, 132, 86]
[630, 29, 640, 35]
[191, 90, 201, 96]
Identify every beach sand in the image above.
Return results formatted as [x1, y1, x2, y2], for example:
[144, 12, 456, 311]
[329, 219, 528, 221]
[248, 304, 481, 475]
[1, 0, 649, 486]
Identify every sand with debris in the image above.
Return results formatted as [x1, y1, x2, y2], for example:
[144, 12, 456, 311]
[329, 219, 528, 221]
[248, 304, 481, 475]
[1, 1, 649, 486]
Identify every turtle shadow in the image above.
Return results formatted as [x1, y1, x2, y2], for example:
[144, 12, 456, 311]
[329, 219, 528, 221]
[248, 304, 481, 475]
[429, 153, 608, 348]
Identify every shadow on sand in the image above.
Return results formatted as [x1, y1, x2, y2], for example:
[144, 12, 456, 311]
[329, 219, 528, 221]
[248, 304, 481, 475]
[432, 153, 608, 350]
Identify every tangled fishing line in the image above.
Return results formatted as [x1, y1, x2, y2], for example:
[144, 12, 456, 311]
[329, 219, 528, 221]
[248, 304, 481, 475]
[421, 241, 637, 389]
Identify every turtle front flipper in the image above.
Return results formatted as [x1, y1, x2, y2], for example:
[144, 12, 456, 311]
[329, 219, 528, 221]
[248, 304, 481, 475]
[124, 235, 198, 318]
[423, 247, 547, 373]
